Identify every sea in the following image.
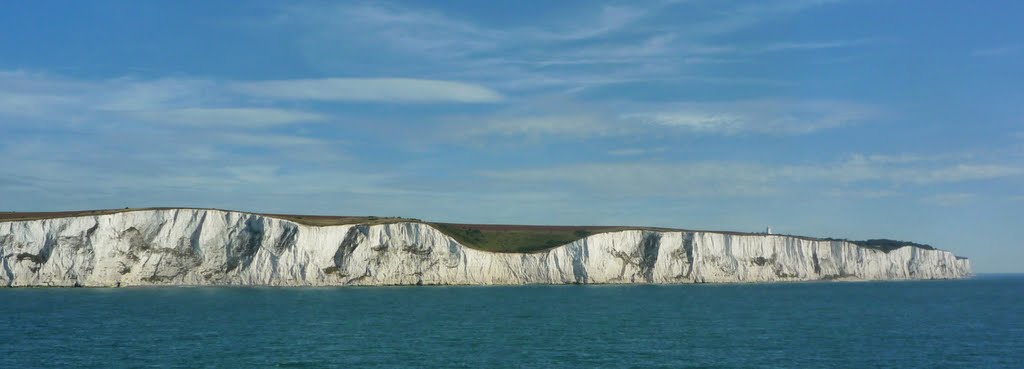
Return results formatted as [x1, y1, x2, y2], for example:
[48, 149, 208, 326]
[1, 275, 1021, 368]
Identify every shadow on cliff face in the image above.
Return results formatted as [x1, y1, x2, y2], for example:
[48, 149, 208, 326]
[329, 226, 368, 277]
[683, 233, 695, 279]
[639, 233, 661, 282]
[270, 225, 299, 255]
[607, 232, 662, 283]
[12, 223, 99, 277]
[568, 242, 589, 284]
[226, 217, 265, 273]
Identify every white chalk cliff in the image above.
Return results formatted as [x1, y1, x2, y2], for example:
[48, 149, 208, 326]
[0, 209, 970, 287]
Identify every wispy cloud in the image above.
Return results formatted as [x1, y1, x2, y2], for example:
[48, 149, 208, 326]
[448, 113, 625, 140]
[972, 44, 1022, 57]
[608, 147, 669, 156]
[623, 99, 878, 135]
[216, 133, 327, 148]
[527, 5, 649, 41]
[905, 164, 1024, 184]
[284, 2, 499, 58]
[848, 153, 952, 165]
[824, 188, 899, 199]
[0, 71, 289, 124]
[441, 98, 877, 141]
[680, 0, 845, 37]
[230, 78, 504, 103]
[480, 162, 784, 198]
[0, 127, 367, 200]
[680, 38, 877, 58]
[0, 71, 504, 131]
[273, 0, 856, 94]
[0, 70, 349, 177]
[0, 91, 79, 118]
[478, 156, 1022, 199]
[125, 108, 326, 127]
[925, 193, 977, 206]
[809, 155, 1022, 185]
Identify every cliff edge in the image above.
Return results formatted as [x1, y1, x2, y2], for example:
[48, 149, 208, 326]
[0, 209, 971, 287]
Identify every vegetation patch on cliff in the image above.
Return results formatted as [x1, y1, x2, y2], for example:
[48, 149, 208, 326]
[430, 223, 627, 253]
[823, 238, 937, 253]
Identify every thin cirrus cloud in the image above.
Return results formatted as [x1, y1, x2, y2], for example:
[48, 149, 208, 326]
[229, 78, 505, 103]
[438, 98, 877, 142]
[622, 100, 878, 135]
[971, 44, 1021, 57]
[275, 1, 863, 94]
[448, 113, 626, 140]
[6, 71, 507, 108]
[1, 71, 506, 131]
[477, 158, 1023, 199]
[685, 38, 878, 57]
[123, 108, 327, 127]
[925, 193, 978, 207]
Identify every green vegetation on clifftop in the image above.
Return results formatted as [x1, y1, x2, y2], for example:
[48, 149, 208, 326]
[823, 238, 937, 253]
[430, 223, 625, 253]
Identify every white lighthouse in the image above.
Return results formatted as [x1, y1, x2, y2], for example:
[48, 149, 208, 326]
[766, 226, 772, 235]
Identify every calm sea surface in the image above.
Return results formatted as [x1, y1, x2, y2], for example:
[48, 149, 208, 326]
[2, 275, 1021, 368]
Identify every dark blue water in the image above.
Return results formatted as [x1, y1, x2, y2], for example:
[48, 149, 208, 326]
[2, 276, 1022, 368]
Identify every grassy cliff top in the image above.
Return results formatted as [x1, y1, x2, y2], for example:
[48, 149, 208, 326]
[0, 207, 944, 255]
[430, 223, 630, 253]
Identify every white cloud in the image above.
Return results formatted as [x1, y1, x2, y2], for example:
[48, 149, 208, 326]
[450, 113, 624, 140]
[94, 78, 217, 111]
[440, 98, 877, 141]
[608, 147, 668, 156]
[682, 0, 845, 37]
[0, 91, 79, 117]
[527, 5, 648, 41]
[0, 131, 372, 201]
[284, 2, 649, 53]
[925, 193, 977, 206]
[480, 162, 783, 197]
[1, 71, 505, 134]
[124, 108, 325, 127]
[824, 188, 898, 199]
[478, 157, 1022, 198]
[623, 99, 877, 135]
[216, 133, 325, 147]
[229, 78, 504, 103]
[223, 165, 280, 183]
[843, 152, 979, 165]
[521, 33, 678, 67]
[273, 1, 854, 94]
[684, 38, 876, 56]
[300, 2, 499, 56]
[907, 164, 1024, 184]
[0, 72, 223, 117]
[4, 70, 506, 113]
[972, 44, 1022, 57]
[808, 158, 1021, 185]
[754, 39, 874, 53]
[628, 111, 746, 132]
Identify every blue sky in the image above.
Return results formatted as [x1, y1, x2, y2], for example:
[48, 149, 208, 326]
[1, 0, 1021, 272]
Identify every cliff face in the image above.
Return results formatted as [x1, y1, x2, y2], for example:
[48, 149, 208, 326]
[0, 209, 971, 287]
